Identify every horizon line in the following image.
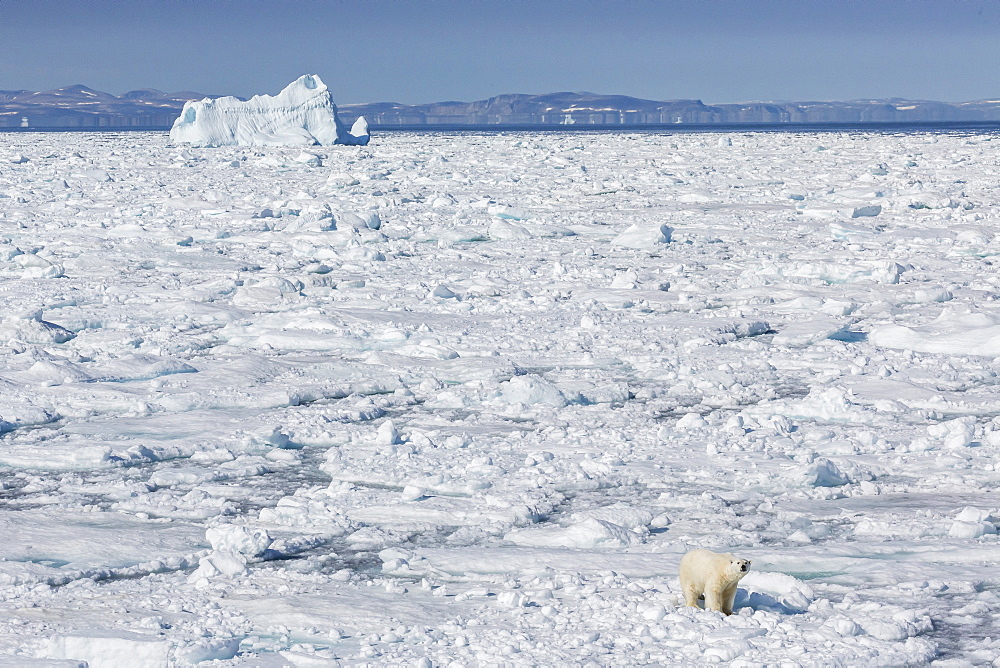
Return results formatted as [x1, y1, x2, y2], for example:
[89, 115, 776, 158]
[4, 83, 999, 108]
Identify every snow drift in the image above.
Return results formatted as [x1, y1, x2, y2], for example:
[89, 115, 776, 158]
[169, 74, 369, 147]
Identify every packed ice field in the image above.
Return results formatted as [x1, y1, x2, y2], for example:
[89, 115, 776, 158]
[1, 127, 999, 667]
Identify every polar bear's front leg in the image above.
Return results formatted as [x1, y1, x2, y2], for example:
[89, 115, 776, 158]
[721, 583, 738, 615]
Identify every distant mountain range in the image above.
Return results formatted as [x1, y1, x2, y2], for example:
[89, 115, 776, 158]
[0, 85, 217, 128]
[339, 93, 1000, 126]
[3, 84, 1000, 129]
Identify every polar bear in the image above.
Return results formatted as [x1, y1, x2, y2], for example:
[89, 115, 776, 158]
[679, 549, 751, 615]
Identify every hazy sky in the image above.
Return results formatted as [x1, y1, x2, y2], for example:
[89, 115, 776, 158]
[2, 0, 997, 104]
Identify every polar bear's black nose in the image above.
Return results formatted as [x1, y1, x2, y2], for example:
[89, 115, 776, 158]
[741, 563, 748, 571]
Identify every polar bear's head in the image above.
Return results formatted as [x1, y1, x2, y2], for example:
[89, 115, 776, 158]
[727, 557, 751, 581]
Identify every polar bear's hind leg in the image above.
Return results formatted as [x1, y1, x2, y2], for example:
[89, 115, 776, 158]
[682, 581, 701, 608]
[704, 583, 724, 613]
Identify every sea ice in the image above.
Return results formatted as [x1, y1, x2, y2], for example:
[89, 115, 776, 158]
[505, 518, 644, 549]
[870, 308, 1000, 355]
[42, 632, 170, 668]
[610, 223, 673, 248]
[0, 127, 998, 665]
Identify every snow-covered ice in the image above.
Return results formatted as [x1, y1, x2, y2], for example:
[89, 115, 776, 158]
[1, 127, 999, 665]
[169, 75, 369, 147]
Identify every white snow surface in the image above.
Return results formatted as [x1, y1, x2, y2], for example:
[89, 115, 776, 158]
[169, 74, 369, 147]
[0, 128, 999, 665]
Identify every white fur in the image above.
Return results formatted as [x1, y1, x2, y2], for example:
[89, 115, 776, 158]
[679, 548, 751, 615]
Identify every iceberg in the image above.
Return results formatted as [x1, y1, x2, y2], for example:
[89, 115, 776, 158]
[169, 74, 369, 147]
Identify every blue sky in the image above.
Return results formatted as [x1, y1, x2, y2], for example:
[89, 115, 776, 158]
[2, 0, 997, 104]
